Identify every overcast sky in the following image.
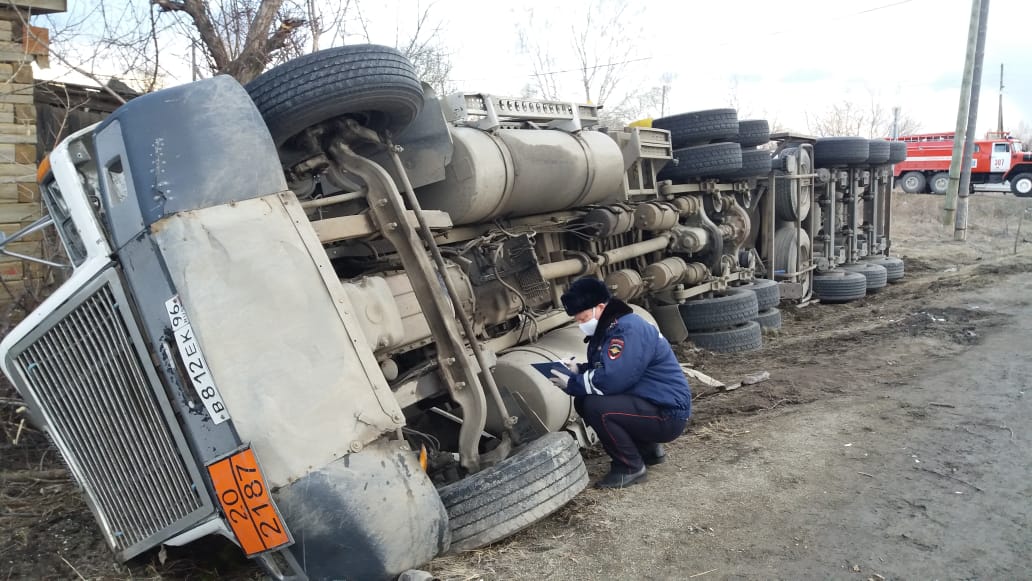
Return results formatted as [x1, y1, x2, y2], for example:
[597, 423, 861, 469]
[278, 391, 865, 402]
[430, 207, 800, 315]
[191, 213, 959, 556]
[41, 0, 1032, 137]
[414, 0, 1032, 135]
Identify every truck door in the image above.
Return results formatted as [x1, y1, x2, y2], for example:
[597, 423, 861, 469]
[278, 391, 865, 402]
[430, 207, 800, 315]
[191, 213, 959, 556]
[991, 142, 1012, 174]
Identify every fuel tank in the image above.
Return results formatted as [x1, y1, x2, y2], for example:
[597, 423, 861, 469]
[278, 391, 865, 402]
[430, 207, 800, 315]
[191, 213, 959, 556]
[416, 127, 625, 225]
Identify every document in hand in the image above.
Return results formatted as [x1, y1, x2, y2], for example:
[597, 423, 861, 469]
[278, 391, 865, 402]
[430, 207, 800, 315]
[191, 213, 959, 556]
[531, 361, 575, 380]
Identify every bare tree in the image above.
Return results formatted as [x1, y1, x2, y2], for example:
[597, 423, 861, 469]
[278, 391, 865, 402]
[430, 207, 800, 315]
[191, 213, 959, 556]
[151, 0, 305, 84]
[893, 112, 922, 137]
[1011, 120, 1031, 147]
[391, 2, 452, 95]
[38, 1, 306, 90]
[42, 0, 452, 94]
[518, 10, 561, 101]
[518, 0, 647, 118]
[806, 97, 921, 138]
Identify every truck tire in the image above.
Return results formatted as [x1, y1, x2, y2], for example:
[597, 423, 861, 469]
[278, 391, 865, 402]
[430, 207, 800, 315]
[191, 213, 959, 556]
[1010, 173, 1032, 197]
[688, 321, 763, 353]
[813, 270, 867, 303]
[754, 308, 782, 331]
[813, 137, 869, 167]
[842, 262, 888, 292]
[737, 278, 781, 311]
[736, 119, 770, 148]
[773, 175, 811, 221]
[653, 108, 739, 148]
[659, 142, 743, 181]
[773, 226, 812, 299]
[866, 140, 890, 165]
[439, 432, 588, 552]
[899, 171, 926, 194]
[888, 141, 908, 164]
[711, 148, 771, 180]
[679, 288, 759, 332]
[863, 255, 904, 282]
[929, 172, 950, 195]
[245, 45, 424, 148]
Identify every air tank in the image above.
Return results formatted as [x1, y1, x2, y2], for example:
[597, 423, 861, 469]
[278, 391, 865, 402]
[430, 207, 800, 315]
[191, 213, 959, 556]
[416, 127, 625, 225]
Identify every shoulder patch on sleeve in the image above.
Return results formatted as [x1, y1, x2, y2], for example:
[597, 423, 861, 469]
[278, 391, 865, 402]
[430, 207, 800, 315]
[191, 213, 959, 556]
[607, 338, 624, 360]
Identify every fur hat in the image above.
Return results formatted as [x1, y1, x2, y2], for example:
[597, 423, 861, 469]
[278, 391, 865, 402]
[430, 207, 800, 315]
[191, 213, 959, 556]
[561, 277, 611, 315]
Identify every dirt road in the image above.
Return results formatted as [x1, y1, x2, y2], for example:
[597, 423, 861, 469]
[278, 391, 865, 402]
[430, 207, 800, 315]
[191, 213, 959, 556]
[431, 195, 1032, 580]
[432, 267, 1032, 580]
[2, 194, 1031, 580]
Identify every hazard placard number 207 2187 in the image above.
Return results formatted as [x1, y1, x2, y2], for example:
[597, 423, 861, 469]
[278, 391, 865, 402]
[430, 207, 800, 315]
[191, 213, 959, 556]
[207, 448, 291, 556]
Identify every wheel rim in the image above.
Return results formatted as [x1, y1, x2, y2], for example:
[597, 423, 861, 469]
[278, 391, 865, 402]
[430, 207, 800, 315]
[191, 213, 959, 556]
[1017, 178, 1032, 195]
[904, 176, 918, 190]
[800, 241, 812, 297]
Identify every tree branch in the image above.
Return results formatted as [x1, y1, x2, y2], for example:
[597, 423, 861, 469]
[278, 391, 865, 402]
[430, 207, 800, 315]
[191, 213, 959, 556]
[151, 0, 232, 73]
[5, 2, 127, 104]
[263, 17, 304, 56]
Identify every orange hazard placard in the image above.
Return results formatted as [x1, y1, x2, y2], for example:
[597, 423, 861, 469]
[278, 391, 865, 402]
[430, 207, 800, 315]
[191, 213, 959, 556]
[207, 448, 291, 556]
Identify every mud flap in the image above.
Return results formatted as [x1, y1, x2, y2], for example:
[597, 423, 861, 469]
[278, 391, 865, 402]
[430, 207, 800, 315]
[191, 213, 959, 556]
[653, 304, 689, 344]
[272, 438, 449, 580]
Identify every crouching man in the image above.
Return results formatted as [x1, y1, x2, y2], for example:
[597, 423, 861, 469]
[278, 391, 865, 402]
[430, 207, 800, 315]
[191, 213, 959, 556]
[550, 277, 692, 489]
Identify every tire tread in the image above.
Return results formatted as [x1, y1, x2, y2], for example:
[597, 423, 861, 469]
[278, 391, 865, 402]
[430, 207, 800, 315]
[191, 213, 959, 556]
[688, 321, 763, 353]
[679, 288, 759, 332]
[653, 109, 739, 148]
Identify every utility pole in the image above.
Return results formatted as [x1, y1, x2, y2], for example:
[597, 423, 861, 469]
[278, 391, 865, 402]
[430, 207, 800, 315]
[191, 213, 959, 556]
[956, 0, 990, 241]
[997, 63, 1004, 135]
[943, 0, 983, 227]
[892, 106, 900, 139]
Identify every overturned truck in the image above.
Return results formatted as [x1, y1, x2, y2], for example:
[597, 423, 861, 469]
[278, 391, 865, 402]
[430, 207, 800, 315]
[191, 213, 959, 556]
[0, 45, 905, 579]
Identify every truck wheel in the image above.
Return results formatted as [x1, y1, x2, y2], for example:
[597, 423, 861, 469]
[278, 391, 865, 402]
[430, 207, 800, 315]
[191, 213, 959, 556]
[711, 148, 771, 180]
[659, 142, 743, 181]
[736, 119, 770, 148]
[653, 108, 739, 148]
[772, 226, 812, 299]
[773, 176, 811, 221]
[1010, 173, 1032, 197]
[929, 172, 950, 195]
[813, 270, 867, 303]
[888, 141, 908, 164]
[813, 137, 869, 167]
[245, 44, 424, 149]
[863, 255, 904, 282]
[899, 171, 926, 194]
[754, 308, 782, 331]
[737, 278, 781, 311]
[866, 140, 890, 165]
[688, 321, 763, 353]
[439, 432, 588, 552]
[841, 262, 888, 292]
[679, 288, 759, 332]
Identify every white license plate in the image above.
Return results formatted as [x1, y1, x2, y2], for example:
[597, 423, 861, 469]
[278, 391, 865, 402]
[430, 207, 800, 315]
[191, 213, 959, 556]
[165, 295, 231, 424]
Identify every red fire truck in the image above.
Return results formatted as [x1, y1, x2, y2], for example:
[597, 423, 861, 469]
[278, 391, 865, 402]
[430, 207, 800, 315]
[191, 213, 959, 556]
[893, 131, 1032, 197]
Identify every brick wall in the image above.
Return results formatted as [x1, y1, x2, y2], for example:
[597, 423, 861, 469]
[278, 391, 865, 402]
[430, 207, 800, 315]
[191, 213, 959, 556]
[0, 16, 44, 316]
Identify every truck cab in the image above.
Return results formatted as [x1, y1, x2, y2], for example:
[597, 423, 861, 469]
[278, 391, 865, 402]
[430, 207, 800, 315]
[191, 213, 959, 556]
[894, 132, 1032, 196]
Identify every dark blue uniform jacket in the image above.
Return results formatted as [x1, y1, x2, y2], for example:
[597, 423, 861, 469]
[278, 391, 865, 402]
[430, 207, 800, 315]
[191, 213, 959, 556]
[564, 299, 692, 420]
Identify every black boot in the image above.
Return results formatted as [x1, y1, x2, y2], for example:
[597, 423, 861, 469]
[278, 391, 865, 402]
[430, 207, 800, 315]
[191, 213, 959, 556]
[638, 443, 666, 466]
[594, 465, 647, 489]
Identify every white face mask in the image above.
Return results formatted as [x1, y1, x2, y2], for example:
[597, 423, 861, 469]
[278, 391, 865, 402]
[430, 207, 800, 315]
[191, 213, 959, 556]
[578, 306, 600, 336]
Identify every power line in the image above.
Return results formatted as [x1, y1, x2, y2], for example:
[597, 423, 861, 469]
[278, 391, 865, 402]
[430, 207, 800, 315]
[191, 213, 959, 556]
[715, 0, 921, 44]
[857, 0, 915, 15]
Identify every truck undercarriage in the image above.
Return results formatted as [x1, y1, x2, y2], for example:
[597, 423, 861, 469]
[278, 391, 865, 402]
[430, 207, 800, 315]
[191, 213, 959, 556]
[0, 45, 909, 579]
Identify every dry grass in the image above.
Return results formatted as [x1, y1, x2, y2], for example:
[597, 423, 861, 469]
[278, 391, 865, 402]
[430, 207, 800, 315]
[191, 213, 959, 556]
[891, 193, 1032, 263]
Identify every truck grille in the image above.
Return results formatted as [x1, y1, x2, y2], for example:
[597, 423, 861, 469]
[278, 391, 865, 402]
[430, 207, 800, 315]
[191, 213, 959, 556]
[11, 272, 207, 557]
